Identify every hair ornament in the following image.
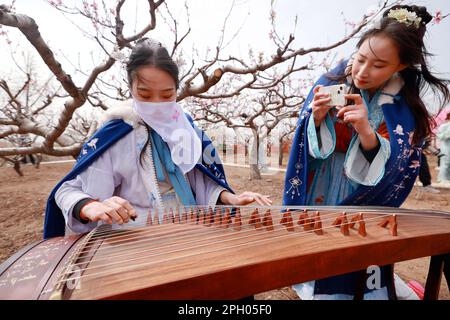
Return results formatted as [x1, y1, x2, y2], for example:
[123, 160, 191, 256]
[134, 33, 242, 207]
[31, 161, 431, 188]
[387, 8, 424, 28]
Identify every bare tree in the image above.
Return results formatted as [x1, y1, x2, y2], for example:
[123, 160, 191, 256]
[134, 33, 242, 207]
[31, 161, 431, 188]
[0, 53, 64, 174]
[0, 0, 167, 158]
[188, 76, 306, 179]
[0, 0, 391, 161]
[277, 118, 297, 167]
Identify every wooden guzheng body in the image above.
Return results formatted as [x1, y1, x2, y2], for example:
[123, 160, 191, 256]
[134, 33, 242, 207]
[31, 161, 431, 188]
[0, 206, 449, 300]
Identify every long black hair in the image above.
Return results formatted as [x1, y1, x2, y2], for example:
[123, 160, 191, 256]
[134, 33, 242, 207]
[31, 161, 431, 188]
[126, 38, 180, 165]
[330, 5, 450, 145]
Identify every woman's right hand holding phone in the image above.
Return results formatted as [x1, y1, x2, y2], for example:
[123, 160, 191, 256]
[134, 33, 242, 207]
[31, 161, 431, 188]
[311, 85, 333, 127]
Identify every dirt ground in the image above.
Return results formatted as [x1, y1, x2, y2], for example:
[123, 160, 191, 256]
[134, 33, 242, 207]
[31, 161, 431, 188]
[0, 159, 449, 300]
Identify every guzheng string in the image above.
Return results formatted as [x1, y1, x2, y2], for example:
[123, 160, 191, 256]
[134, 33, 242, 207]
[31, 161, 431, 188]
[50, 206, 344, 288]
[58, 206, 450, 276]
[86, 207, 337, 238]
[54, 209, 414, 284]
[53, 218, 396, 286]
[84, 206, 450, 240]
[60, 214, 389, 274]
[71, 205, 447, 251]
[61, 208, 347, 261]
[80, 206, 391, 241]
[69, 207, 365, 253]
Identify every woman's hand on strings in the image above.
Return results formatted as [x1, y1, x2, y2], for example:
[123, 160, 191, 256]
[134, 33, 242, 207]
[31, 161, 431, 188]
[311, 85, 333, 127]
[80, 196, 138, 225]
[219, 191, 273, 206]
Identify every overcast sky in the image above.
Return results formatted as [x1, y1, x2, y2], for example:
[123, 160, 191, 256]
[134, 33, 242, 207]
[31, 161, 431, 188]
[1, 0, 449, 103]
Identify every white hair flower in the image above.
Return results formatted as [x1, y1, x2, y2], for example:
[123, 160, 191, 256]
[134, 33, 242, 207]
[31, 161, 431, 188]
[387, 8, 423, 28]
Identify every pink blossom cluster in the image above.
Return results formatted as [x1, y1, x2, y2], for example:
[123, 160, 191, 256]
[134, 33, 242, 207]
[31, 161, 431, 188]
[433, 11, 442, 24]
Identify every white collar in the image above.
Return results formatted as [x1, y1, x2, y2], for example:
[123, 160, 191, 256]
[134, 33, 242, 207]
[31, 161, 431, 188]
[100, 100, 141, 128]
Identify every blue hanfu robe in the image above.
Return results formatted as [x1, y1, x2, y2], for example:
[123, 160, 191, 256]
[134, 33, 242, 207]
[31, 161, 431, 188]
[283, 60, 423, 298]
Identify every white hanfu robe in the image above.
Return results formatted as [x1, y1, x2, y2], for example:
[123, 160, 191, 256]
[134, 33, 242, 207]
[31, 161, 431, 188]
[55, 107, 226, 235]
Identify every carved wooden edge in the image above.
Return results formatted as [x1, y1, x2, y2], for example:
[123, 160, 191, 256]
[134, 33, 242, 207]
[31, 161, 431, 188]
[38, 235, 86, 300]
[0, 239, 46, 276]
[94, 233, 450, 300]
[63, 233, 107, 300]
[0, 234, 85, 300]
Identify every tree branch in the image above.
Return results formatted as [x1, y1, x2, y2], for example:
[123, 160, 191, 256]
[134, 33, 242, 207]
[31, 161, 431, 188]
[0, 6, 81, 98]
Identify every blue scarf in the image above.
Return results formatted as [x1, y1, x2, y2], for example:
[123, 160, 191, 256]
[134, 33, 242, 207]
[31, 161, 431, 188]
[150, 129, 196, 206]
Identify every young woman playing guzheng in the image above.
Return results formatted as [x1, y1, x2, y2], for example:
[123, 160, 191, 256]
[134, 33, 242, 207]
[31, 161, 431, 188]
[43, 39, 271, 238]
[283, 5, 450, 300]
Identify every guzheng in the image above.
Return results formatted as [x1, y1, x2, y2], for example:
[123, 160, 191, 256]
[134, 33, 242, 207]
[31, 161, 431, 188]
[0, 206, 449, 300]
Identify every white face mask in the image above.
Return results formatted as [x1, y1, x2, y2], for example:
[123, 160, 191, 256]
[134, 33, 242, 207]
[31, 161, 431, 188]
[132, 97, 202, 174]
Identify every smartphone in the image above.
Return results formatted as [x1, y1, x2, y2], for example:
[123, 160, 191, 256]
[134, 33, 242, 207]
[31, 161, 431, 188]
[318, 84, 349, 106]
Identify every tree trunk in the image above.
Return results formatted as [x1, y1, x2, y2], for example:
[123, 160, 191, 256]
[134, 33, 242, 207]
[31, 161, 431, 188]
[279, 137, 284, 167]
[222, 131, 227, 155]
[249, 163, 261, 180]
[249, 128, 261, 180]
[35, 154, 43, 169]
[13, 161, 24, 177]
